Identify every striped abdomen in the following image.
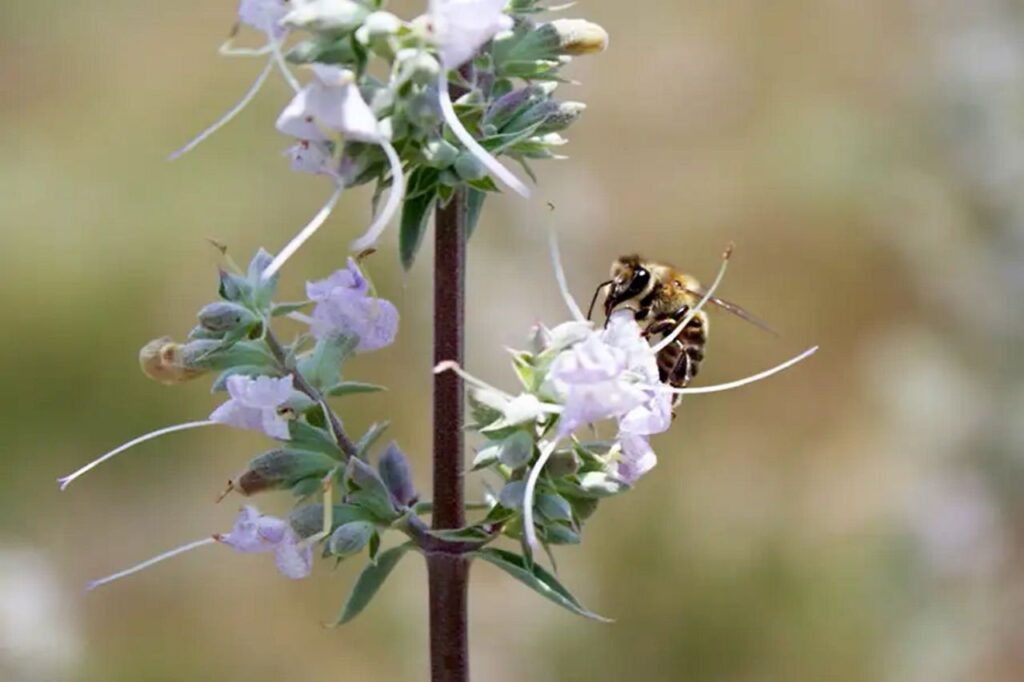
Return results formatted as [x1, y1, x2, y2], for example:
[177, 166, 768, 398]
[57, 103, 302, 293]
[644, 308, 708, 389]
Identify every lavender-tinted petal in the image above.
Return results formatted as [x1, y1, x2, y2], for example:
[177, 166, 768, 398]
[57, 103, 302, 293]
[274, 532, 313, 579]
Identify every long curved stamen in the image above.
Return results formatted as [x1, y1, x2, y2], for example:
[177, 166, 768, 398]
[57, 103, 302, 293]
[523, 439, 560, 550]
[433, 361, 512, 400]
[270, 38, 302, 93]
[87, 537, 216, 591]
[286, 311, 316, 325]
[548, 230, 586, 322]
[437, 71, 530, 198]
[168, 57, 275, 161]
[58, 420, 217, 491]
[262, 182, 345, 280]
[652, 246, 732, 354]
[663, 346, 818, 395]
[219, 41, 273, 57]
[349, 141, 406, 252]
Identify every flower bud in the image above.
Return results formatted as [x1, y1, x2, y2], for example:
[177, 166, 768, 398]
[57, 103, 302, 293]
[537, 101, 586, 133]
[355, 10, 402, 45]
[327, 521, 375, 557]
[405, 90, 442, 129]
[282, 0, 369, 34]
[547, 19, 609, 56]
[378, 442, 418, 507]
[422, 138, 459, 168]
[198, 302, 258, 334]
[454, 152, 487, 181]
[394, 49, 441, 86]
[545, 448, 580, 478]
[139, 337, 207, 385]
[232, 448, 337, 496]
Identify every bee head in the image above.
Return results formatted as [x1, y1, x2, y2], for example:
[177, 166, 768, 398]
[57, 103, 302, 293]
[604, 255, 654, 317]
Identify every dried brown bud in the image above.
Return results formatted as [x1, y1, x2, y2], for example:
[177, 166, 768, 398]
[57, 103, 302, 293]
[549, 19, 609, 56]
[139, 337, 207, 385]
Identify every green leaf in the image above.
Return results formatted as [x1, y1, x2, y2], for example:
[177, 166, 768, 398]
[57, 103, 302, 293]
[180, 339, 276, 372]
[497, 430, 534, 469]
[399, 179, 436, 271]
[271, 301, 310, 317]
[288, 421, 344, 457]
[471, 548, 611, 622]
[325, 381, 387, 397]
[536, 493, 573, 524]
[465, 187, 486, 238]
[346, 456, 399, 522]
[355, 421, 390, 459]
[297, 334, 358, 390]
[331, 543, 416, 625]
[471, 442, 501, 471]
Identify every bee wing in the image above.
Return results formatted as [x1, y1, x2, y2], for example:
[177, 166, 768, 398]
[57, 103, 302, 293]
[684, 288, 779, 336]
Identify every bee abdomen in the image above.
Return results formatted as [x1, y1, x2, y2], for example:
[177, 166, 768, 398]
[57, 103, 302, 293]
[653, 311, 708, 389]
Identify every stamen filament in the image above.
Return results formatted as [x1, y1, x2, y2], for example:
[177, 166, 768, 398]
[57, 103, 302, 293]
[433, 361, 512, 400]
[87, 537, 216, 591]
[548, 230, 586, 322]
[262, 182, 345, 280]
[168, 57, 275, 161]
[58, 420, 217, 491]
[523, 439, 561, 550]
[663, 346, 818, 395]
[437, 71, 530, 198]
[270, 38, 302, 93]
[349, 141, 406, 252]
[652, 246, 732, 354]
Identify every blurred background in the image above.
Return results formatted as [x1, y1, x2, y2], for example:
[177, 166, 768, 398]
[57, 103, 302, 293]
[3, 0, 1023, 679]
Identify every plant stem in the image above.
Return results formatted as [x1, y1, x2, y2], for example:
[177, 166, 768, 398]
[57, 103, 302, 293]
[428, 188, 470, 682]
[264, 328, 357, 458]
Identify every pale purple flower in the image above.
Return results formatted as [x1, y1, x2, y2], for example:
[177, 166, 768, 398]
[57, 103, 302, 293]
[209, 375, 295, 440]
[617, 432, 658, 485]
[277, 65, 385, 143]
[286, 139, 336, 176]
[306, 259, 399, 352]
[239, 0, 290, 39]
[264, 65, 405, 277]
[429, 0, 513, 69]
[215, 506, 313, 579]
[546, 310, 659, 435]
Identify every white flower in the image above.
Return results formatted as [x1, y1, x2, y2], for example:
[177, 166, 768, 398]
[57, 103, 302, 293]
[546, 310, 659, 436]
[429, 0, 513, 69]
[209, 375, 295, 440]
[276, 65, 385, 144]
[239, 0, 290, 39]
[285, 139, 336, 176]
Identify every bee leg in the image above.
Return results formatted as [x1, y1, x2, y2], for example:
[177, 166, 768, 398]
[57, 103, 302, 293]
[644, 319, 677, 338]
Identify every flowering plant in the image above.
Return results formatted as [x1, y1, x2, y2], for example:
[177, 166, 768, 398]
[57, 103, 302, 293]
[62, 0, 816, 678]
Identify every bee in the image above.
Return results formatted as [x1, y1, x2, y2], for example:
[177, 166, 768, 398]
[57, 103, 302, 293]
[588, 253, 773, 390]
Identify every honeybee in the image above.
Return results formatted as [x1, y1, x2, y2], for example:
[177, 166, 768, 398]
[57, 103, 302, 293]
[589, 254, 773, 390]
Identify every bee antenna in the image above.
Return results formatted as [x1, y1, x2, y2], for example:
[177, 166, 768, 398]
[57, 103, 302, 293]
[587, 280, 613, 321]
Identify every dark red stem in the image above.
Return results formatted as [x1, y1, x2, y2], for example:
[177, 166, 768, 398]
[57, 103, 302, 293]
[428, 189, 470, 682]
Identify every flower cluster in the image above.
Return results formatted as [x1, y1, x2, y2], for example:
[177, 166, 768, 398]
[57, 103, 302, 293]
[172, 0, 609, 276]
[435, 236, 818, 554]
[61, 249, 422, 605]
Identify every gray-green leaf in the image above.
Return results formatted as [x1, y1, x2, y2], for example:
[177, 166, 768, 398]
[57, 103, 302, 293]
[471, 548, 611, 622]
[330, 543, 416, 625]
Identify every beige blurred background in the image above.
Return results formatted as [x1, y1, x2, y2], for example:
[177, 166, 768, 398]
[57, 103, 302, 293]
[4, 0, 1024, 680]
